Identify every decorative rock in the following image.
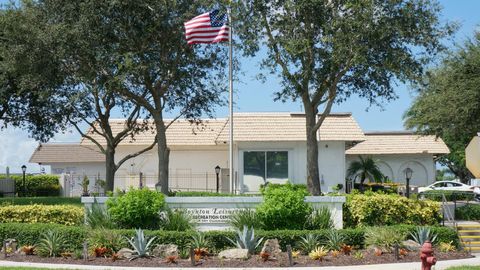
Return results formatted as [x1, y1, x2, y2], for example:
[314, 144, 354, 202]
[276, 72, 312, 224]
[117, 248, 134, 259]
[218, 248, 250, 260]
[261, 239, 281, 257]
[402, 240, 421, 251]
[153, 244, 179, 258]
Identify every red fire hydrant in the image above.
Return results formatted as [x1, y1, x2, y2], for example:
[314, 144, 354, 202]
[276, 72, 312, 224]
[420, 241, 437, 270]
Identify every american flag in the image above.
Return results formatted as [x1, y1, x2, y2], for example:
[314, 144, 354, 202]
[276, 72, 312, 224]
[184, 10, 229, 45]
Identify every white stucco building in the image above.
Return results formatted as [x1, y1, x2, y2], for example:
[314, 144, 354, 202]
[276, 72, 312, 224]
[29, 112, 450, 194]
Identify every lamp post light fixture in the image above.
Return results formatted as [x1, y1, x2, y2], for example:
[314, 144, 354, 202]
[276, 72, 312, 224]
[155, 182, 162, 193]
[404, 167, 413, 198]
[21, 165, 27, 197]
[215, 165, 221, 193]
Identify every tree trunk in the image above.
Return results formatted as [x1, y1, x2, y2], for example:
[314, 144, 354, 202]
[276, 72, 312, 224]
[305, 109, 321, 195]
[105, 145, 116, 192]
[154, 117, 170, 194]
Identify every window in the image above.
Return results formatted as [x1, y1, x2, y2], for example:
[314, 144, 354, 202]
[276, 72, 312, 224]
[243, 151, 288, 192]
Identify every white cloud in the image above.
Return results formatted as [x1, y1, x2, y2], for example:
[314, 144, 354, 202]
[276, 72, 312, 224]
[0, 127, 81, 174]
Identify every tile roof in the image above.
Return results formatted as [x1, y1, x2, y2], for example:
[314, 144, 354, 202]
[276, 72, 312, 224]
[80, 112, 366, 146]
[345, 132, 450, 155]
[29, 144, 104, 163]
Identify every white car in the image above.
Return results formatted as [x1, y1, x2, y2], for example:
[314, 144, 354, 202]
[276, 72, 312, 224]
[418, 181, 476, 194]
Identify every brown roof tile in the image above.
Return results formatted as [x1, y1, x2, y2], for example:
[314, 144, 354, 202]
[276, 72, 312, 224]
[345, 132, 450, 155]
[29, 144, 104, 163]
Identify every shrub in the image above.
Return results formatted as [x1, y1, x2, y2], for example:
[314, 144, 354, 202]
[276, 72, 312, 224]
[420, 190, 475, 202]
[298, 234, 320, 253]
[86, 201, 115, 229]
[304, 207, 334, 230]
[106, 188, 165, 229]
[35, 230, 68, 257]
[228, 209, 263, 230]
[455, 204, 480, 220]
[323, 230, 346, 251]
[344, 193, 441, 227]
[0, 197, 81, 206]
[0, 204, 83, 225]
[256, 183, 312, 230]
[0, 223, 459, 253]
[89, 228, 127, 253]
[0, 174, 61, 197]
[159, 209, 195, 231]
[364, 227, 405, 251]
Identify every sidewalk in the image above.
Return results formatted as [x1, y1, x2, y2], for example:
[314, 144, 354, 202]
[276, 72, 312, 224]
[0, 256, 480, 270]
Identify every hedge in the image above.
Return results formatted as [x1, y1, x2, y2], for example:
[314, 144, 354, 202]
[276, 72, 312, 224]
[344, 193, 442, 227]
[0, 223, 459, 252]
[420, 190, 475, 202]
[0, 204, 84, 226]
[0, 197, 81, 206]
[0, 174, 60, 196]
[456, 204, 480, 220]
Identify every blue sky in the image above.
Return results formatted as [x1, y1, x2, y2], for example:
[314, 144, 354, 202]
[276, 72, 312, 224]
[1, 0, 479, 173]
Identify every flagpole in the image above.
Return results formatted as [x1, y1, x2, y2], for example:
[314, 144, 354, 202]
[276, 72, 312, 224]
[227, 6, 234, 194]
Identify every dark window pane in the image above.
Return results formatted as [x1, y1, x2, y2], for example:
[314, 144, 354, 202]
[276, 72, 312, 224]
[266, 151, 288, 181]
[244, 151, 266, 180]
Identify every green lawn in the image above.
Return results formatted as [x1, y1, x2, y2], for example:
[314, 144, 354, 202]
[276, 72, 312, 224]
[446, 266, 480, 270]
[0, 197, 81, 206]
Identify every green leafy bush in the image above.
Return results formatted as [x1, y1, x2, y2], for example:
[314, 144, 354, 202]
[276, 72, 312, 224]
[257, 183, 312, 229]
[344, 193, 441, 227]
[0, 174, 60, 196]
[420, 190, 475, 202]
[0, 204, 83, 225]
[106, 188, 165, 229]
[0, 197, 81, 206]
[455, 204, 480, 220]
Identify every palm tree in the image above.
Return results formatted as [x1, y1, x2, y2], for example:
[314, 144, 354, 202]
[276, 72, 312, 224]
[347, 156, 384, 192]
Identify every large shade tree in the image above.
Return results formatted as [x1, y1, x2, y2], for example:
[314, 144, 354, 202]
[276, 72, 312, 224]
[48, 0, 227, 194]
[235, 0, 454, 194]
[0, 3, 71, 141]
[404, 31, 480, 183]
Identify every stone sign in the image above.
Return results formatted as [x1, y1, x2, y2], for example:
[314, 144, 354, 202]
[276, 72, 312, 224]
[185, 208, 242, 224]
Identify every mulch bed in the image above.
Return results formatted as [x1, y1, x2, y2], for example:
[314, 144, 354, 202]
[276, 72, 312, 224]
[2, 249, 473, 268]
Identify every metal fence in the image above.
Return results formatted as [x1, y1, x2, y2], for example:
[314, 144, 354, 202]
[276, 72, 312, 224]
[61, 172, 227, 197]
[0, 178, 15, 197]
[116, 172, 224, 192]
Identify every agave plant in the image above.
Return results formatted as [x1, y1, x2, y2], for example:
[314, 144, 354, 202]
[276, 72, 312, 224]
[323, 230, 346, 251]
[125, 229, 157, 260]
[190, 231, 210, 249]
[226, 225, 263, 254]
[410, 226, 438, 245]
[298, 234, 320, 254]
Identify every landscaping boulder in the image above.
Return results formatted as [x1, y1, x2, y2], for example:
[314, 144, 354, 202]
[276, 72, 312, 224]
[261, 239, 281, 257]
[153, 244, 178, 258]
[117, 248, 134, 259]
[402, 240, 421, 251]
[218, 248, 250, 259]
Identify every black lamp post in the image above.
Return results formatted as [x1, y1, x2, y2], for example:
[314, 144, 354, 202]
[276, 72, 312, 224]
[215, 165, 221, 193]
[405, 167, 413, 198]
[21, 165, 27, 197]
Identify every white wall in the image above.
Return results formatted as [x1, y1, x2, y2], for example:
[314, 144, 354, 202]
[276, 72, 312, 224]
[237, 141, 346, 193]
[346, 154, 436, 187]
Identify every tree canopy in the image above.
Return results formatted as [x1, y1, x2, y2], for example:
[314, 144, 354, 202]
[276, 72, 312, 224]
[404, 31, 480, 182]
[235, 0, 454, 194]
